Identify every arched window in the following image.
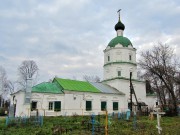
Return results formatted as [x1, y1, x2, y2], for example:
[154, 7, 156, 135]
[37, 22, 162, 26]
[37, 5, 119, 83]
[129, 54, 132, 61]
[108, 55, 110, 62]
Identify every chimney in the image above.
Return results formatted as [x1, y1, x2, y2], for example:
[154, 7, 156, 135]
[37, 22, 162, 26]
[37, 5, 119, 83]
[24, 78, 32, 104]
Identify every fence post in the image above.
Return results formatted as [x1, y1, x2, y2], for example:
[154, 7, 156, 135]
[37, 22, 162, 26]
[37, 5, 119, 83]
[118, 112, 121, 120]
[126, 109, 131, 120]
[5, 117, 8, 126]
[108, 113, 111, 125]
[112, 112, 114, 117]
[40, 116, 43, 126]
[105, 110, 108, 135]
[133, 112, 137, 130]
[91, 114, 95, 135]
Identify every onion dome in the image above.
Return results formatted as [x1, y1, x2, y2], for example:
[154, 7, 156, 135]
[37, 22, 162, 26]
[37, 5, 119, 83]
[115, 20, 125, 31]
[107, 10, 132, 48]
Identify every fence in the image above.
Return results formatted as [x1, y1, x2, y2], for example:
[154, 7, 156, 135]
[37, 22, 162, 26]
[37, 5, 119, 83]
[28, 108, 134, 117]
[6, 116, 43, 127]
[51, 110, 132, 135]
[4, 111, 179, 135]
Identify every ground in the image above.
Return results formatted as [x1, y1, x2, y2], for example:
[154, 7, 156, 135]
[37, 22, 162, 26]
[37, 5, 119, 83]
[0, 115, 179, 135]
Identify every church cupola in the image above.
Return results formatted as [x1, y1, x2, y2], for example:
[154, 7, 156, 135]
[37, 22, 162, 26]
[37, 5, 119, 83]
[107, 10, 132, 48]
[115, 20, 125, 31]
[114, 18, 125, 31]
[115, 9, 125, 36]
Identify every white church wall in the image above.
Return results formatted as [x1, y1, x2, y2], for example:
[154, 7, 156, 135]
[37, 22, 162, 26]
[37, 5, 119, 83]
[10, 91, 32, 117]
[63, 92, 127, 116]
[104, 47, 136, 64]
[14, 91, 25, 116]
[103, 47, 137, 80]
[63, 93, 83, 116]
[104, 79, 147, 106]
[104, 64, 137, 80]
[31, 93, 65, 116]
[12, 90, 127, 117]
[146, 96, 157, 109]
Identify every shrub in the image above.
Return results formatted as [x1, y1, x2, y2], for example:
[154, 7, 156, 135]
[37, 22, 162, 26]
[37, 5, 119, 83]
[0, 107, 5, 116]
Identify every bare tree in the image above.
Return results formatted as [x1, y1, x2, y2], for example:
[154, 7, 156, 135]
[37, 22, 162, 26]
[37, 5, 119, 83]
[139, 43, 179, 115]
[0, 66, 7, 106]
[83, 75, 101, 82]
[0, 66, 14, 105]
[0, 66, 7, 95]
[17, 60, 38, 88]
[4, 80, 14, 94]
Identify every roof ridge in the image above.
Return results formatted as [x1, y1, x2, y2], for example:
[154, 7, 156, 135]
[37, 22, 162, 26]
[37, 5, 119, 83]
[32, 81, 52, 88]
[55, 77, 88, 83]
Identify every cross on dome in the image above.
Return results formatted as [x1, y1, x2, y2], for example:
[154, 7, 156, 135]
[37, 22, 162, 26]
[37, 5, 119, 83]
[115, 9, 125, 31]
[117, 9, 121, 21]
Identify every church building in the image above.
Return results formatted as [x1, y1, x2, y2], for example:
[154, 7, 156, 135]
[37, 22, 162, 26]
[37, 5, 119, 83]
[10, 13, 156, 117]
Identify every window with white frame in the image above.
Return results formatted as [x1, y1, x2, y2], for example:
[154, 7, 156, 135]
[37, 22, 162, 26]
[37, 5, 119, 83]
[48, 101, 61, 111]
[49, 102, 53, 110]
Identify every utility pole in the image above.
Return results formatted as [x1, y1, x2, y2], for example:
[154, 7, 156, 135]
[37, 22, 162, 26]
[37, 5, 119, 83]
[130, 72, 141, 112]
[130, 72, 133, 111]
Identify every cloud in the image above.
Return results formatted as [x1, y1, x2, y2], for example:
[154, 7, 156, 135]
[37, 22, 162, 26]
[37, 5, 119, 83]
[0, 0, 179, 84]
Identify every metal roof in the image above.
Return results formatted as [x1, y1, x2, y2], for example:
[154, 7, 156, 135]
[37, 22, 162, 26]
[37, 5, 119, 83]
[30, 78, 125, 95]
[90, 82, 125, 95]
[54, 78, 101, 93]
[32, 82, 63, 94]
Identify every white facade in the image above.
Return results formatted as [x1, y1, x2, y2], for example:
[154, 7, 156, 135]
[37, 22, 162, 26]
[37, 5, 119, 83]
[10, 91, 30, 116]
[11, 91, 127, 117]
[104, 45, 137, 80]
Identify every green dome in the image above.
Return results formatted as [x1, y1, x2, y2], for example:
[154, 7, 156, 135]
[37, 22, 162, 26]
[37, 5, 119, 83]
[108, 36, 132, 47]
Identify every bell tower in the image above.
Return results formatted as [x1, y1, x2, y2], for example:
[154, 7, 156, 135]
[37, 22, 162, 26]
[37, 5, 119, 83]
[103, 10, 137, 81]
[102, 10, 153, 109]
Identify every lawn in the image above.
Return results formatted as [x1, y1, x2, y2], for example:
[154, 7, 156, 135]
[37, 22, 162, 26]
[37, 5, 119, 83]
[0, 115, 179, 135]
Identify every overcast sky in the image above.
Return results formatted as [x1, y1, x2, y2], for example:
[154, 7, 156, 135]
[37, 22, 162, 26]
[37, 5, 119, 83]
[0, 0, 180, 83]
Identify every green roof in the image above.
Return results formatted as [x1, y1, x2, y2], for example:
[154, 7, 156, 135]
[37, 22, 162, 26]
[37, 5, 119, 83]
[32, 82, 63, 94]
[108, 36, 132, 47]
[54, 78, 101, 93]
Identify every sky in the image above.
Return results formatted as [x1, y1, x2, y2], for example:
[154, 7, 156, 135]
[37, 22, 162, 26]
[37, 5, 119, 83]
[0, 0, 180, 84]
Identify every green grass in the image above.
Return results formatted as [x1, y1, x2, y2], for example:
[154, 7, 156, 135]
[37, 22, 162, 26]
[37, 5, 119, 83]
[0, 116, 179, 135]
